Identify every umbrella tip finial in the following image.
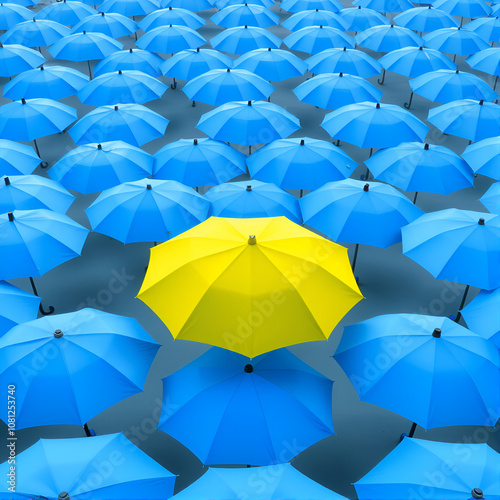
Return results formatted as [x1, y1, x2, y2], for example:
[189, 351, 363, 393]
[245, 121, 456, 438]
[246, 185, 252, 191]
[197, 47, 200, 52]
[268, 47, 271, 51]
[54, 329, 63, 338]
[83, 30, 86, 34]
[479, 99, 484, 105]
[343, 46, 346, 51]
[432, 328, 441, 338]
[339, 72, 343, 77]
[169, 24, 172, 27]
[193, 138, 198, 145]
[4, 176, 10, 185]
[40, 65, 44, 70]
[478, 218, 485, 225]
[424, 143, 429, 150]
[320, 24, 323, 28]
[300, 139, 304, 145]
[456, 68, 459, 73]
[419, 46, 423, 50]
[118, 69, 122, 74]
[58, 492, 69, 500]
[114, 105, 118, 110]
[248, 235, 256, 245]
[363, 183, 369, 192]
[244, 25, 247, 28]
[129, 47, 133, 52]
[101, 11, 104, 15]
[21, 98, 26, 104]
[248, 100, 252, 106]
[471, 488, 483, 499]
[227, 68, 230, 72]
[376, 102, 380, 109]
[7, 212, 13, 222]
[97, 144, 102, 149]
[244, 363, 253, 373]
[147, 184, 152, 190]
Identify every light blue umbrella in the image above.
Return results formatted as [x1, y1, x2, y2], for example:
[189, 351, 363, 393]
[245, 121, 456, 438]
[50, 141, 154, 194]
[36, 0, 97, 26]
[428, 99, 500, 142]
[162, 0, 214, 10]
[480, 181, 500, 213]
[247, 137, 356, 192]
[281, 0, 343, 12]
[355, 438, 500, 500]
[153, 138, 247, 187]
[99, 0, 161, 16]
[0, 139, 40, 175]
[0, 19, 70, 47]
[284, 25, 355, 54]
[197, 100, 300, 153]
[355, 24, 424, 52]
[464, 16, 500, 43]
[394, 6, 458, 32]
[211, 3, 279, 28]
[69, 103, 168, 146]
[467, 48, 500, 90]
[205, 180, 302, 224]
[3, 64, 89, 100]
[139, 6, 205, 31]
[423, 27, 490, 61]
[183, 68, 274, 106]
[322, 101, 429, 149]
[0, 433, 176, 499]
[0, 42, 45, 77]
[339, 6, 389, 32]
[77, 69, 167, 105]
[71, 12, 139, 38]
[210, 25, 282, 54]
[94, 47, 164, 77]
[307, 47, 382, 77]
[0, 174, 74, 213]
[136, 24, 206, 54]
[0, 208, 89, 280]
[173, 464, 347, 500]
[215, 0, 272, 7]
[158, 347, 335, 465]
[462, 136, 500, 180]
[282, 9, 348, 31]
[432, 0, 492, 20]
[4, 0, 36, 6]
[234, 47, 307, 81]
[402, 208, 500, 290]
[0, 3, 32, 30]
[353, 0, 413, 12]
[335, 314, 500, 431]
[0, 280, 40, 336]
[294, 72, 382, 109]
[86, 178, 210, 243]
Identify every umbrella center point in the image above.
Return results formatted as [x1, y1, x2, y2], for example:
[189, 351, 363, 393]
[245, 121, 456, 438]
[54, 329, 63, 338]
[432, 328, 441, 338]
[248, 235, 256, 245]
[472, 488, 483, 499]
[244, 364, 253, 373]
[58, 493, 70, 500]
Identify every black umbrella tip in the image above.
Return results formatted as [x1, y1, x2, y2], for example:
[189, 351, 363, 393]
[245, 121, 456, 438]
[97, 143, 102, 149]
[83, 30, 86, 34]
[478, 218, 485, 225]
[268, 47, 271, 51]
[7, 212, 13, 222]
[376, 102, 380, 109]
[247, 100, 252, 106]
[21, 98, 26, 104]
[129, 48, 133, 52]
[169, 24, 172, 27]
[244, 363, 254, 373]
[432, 328, 441, 338]
[101, 11, 104, 15]
[471, 488, 484, 499]
[227, 68, 230, 72]
[32, 17, 36, 21]
[0, 42, 3, 47]
[456, 68, 459, 73]
[54, 329, 63, 338]
[244, 25, 248, 28]
[147, 184, 152, 190]
[339, 72, 343, 77]
[300, 139, 305, 145]
[479, 99, 484, 105]
[196, 47, 200, 52]
[40, 65, 44, 70]
[246, 185, 252, 191]
[424, 143, 429, 150]
[419, 46, 423, 50]
[343, 46, 347, 51]
[118, 69, 122, 74]
[193, 138, 198, 145]
[248, 235, 256, 245]
[58, 492, 69, 500]
[319, 24, 323, 28]
[363, 183, 369, 191]
[114, 105, 118, 110]
[4, 176, 10, 185]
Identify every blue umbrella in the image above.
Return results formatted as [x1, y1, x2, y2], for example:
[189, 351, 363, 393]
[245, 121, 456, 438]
[432, 0, 492, 20]
[77, 69, 167, 105]
[355, 438, 500, 500]
[355, 24, 424, 52]
[205, 180, 302, 224]
[402, 208, 500, 290]
[428, 99, 500, 142]
[282, 9, 348, 31]
[321, 102, 429, 149]
[197, 100, 300, 153]
[50, 141, 154, 194]
[0, 433, 176, 499]
[183, 68, 274, 106]
[158, 347, 334, 465]
[335, 314, 500, 431]
[465, 17, 500, 44]
[69, 103, 169, 146]
[36, 0, 97, 26]
[94, 48, 164, 77]
[307, 47, 382, 77]
[294, 72, 383, 109]
[3, 64, 89, 100]
[480, 181, 500, 213]
[423, 27, 490, 61]
[463, 137, 500, 180]
[4, 0, 35, 6]
[284, 25, 355, 54]
[339, 6, 389, 32]
[139, 6, 205, 31]
[247, 137, 356, 192]
[353, 0, 413, 12]
[71, 12, 139, 38]
[136, 24, 206, 54]
[162, 0, 214, 10]
[234, 47, 307, 81]
[0, 208, 89, 280]
[86, 178, 209, 243]
[281, 0, 343, 12]
[211, 3, 279, 28]
[394, 6, 458, 32]
[0, 3, 31, 30]
[0, 19, 70, 48]
[215, 0, 272, 6]
[0, 42, 45, 77]
[99, 0, 161, 16]
[153, 137, 247, 187]
[173, 464, 347, 500]
[0, 139, 40, 175]
[0, 280, 40, 336]
[467, 47, 500, 90]
[210, 25, 282, 54]
[0, 174, 74, 213]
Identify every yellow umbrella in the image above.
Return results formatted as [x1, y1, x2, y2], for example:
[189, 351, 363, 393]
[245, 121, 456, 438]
[137, 216, 363, 357]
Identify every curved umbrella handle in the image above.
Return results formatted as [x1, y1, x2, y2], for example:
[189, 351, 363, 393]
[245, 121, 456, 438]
[378, 69, 386, 85]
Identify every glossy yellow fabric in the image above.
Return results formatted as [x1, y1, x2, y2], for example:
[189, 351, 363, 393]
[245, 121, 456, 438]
[138, 216, 363, 358]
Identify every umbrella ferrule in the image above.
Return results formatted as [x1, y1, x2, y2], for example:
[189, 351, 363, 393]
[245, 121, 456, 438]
[97, 144, 102, 149]
[40, 66, 44, 71]
[4, 177, 10, 186]
[343, 46, 346, 51]
[21, 98, 26, 104]
[58, 492, 69, 500]
[247, 100, 252, 106]
[54, 329, 63, 338]
[129, 48, 133, 52]
[471, 488, 483, 499]
[244, 364, 253, 373]
[248, 235, 256, 245]
[478, 218, 485, 225]
[363, 183, 369, 192]
[300, 139, 305, 145]
[194, 139, 198, 145]
[7, 212, 13, 222]
[424, 143, 429, 150]
[227, 68, 230, 72]
[147, 184, 152, 190]
[268, 47, 271, 51]
[246, 185, 252, 191]
[376, 102, 380, 109]
[114, 105, 118, 111]
[101, 11, 104, 15]
[432, 328, 441, 338]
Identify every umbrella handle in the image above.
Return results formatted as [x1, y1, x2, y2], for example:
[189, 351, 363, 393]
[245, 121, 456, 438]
[171, 78, 177, 90]
[29, 277, 55, 316]
[192, 101, 196, 107]
[377, 69, 386, 85]
[404, 92, 413, 110]
[84, 423, 96, 437]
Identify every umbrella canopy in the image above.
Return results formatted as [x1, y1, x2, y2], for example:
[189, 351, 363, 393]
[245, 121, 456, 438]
[69, 103, 169, 147]
[86, 178, 210, 243]
[0, 3, 32, 30]
[0, 19, 70, 47]
[355, 438, 500, 500]
[464, 16, 500, 43]
[321, 102, 429, 149]
[432, 0, 492, 18]
[197, 100, 300, 147]
[36, 0, 97, 26]
[49, 31, 123, 62]
[338, 6, 389, 31]
[301, 179, 423, 248]
[215, 0, 272, 6]
[139, 6, 204, 31]
[183, 68, 274, 105]
[0, 42, 45, 77]
[0, 139, 40, 175]
[158, 347, 334, 465]
[365, 142, 474, 195]
[136, 24, 206, 54]
[77, 69, 167, 105]
[3, 65, 89, 100]
[247, 137, 356, 190]
[0, 308, 159, 427]
[423, 27, 490, 56]
[427, 99, 500, 142]
[394, 6, 458, 32]
[137, 216, 363, 357]
[205, 180, 302, 224]
[281, 0, 343, 12]
[0, 174, 74, 213]
[210, 25, 282, 54]
[402, 208, 500, 290]
[0, 280, 40, 337]
[0, 98, 76, 141]
[0, 208, 89, 280]
[306, 47, 382, 78]
[0, 433, 176, 499]
[355, 24, 424, 52]
[3, 0, 36, 6]
[480, 181, 500, 213]
[335, 314, 500, 429]
[94, 47, 164, 77]
[234, 47, 307, 81]
[282, 9, 348, 31]
[162, 0, 214, 10]
[284, 25, 355, 54]
[71, 12, 138, 38]
[153, 138, 246, 186]
[50, 141, 154, 194]
[353, 0, 413, 12]
[294, 72, 382, 109]
[211, 3, 279, 28]
[99, 0, 161, 16]
[462, 136, 500, 180]
[467, 47, 500, 77]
